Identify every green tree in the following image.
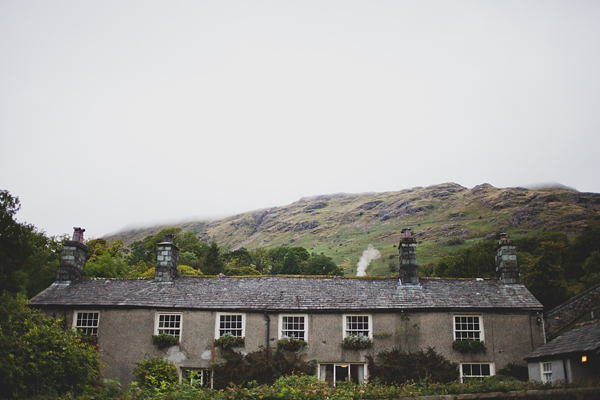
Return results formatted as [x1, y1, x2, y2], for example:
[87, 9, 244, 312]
[434, 241, 495, 278]
[303, 254, 343, 275]
[85, 239, 131, 278]
[249, 247, 269, 272]
[521, 241, 569, 310]
[582, 250, 600, 288]
[0, 293, 101, 398]
[201, 242, 224, 275]
[281, 251, 301, 274]
[0, 190, 62, 297]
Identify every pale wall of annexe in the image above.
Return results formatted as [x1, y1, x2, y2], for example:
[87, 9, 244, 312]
[40, 307, 545, 385]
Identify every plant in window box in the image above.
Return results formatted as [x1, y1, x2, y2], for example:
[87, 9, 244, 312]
[342, 333, 373, 349]
[152, 333, 180, 349]
[214, 333, 245, 349]
[277, 335, 306, 351]
[452, 339, 486, 354]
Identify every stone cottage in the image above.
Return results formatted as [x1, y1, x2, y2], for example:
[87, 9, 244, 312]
[29, 228, 545, 386]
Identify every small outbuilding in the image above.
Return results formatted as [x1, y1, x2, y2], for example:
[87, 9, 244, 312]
[525, 323, 600, 384]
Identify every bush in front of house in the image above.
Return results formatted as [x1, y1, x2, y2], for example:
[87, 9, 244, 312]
[212, 347, 316, 389]
[0, 293, 101, 399]
[367, 347, 459, 385]
[133, 357, 178, 389]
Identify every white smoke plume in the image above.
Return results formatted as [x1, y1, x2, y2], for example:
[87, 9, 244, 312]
[356, 244, 381, 277]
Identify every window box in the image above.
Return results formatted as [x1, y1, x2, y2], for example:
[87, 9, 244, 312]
[452, 339, 486, 354]
[153, 333, 180, 349]
[342, 333, 373, 349]
[214, 333, 245, 349]
[277, 336, 307, 351]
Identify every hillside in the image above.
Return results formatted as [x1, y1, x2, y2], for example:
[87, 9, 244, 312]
[105, 183, 600, 276]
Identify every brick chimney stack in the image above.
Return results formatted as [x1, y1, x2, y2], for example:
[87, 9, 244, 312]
[399, 228, 419, 285]
[155, 234, 179, 282]
[56, 227, 88, 281]
[495, 233, 520, 284]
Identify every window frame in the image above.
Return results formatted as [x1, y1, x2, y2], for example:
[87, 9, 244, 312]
[459, 362, 494, 382]
[342, 314, 373, 339]
[541, 362, 553, 383]
[154, 312, 183, 337]
[215, 312, 246, 339]
[453, 315, 484, 341]
[180, 367, 212, 388]
[73, 310, 100, 335]
[279, 314, 309, 341]
[318, 363, 367, 385]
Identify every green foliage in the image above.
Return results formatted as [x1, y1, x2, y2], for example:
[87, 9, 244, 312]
[133, 357, 178, 389]
[367, 347, 459, 385]
[302, 253, 343, 275]
[521, 241, 569, 310]
[179, 264, 204, 276]
[214, 333, 245, 348]
[152, 333, 180, 349]
[281, 251, 302, 274]
[212, 347, 316, 389]
[0, 190, 62, 297]
[224, 265, 261, 276]
[452, 339, 486, 354]
[201, 242, 224, 275]
[342, 333, 373, 349]
[582, 250, 600, 288]
[497, 362, 529, 381]
[0, 293, 101, 398]
[277, 336, 307, 351]
[434, 240, 496, 278]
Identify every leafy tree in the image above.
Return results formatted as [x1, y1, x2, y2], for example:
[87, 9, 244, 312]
[85, 239, 130, 278]
[0, 190, 62, 297]
[0, 293, 101, 398]
[521, 241, 569, 310]
[582, 250, 600, 288]
[281, 251, 301, 274]
[303, 254, 343, 275]
[249, 247, 270, 272]
[434, 241, 495, 278]
[201, 242, 224, 275]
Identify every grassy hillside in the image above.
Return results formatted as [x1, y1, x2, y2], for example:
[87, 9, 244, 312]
[105, 183, 600, 276]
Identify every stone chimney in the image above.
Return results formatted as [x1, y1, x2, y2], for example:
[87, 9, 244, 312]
[155, 234, 179, 282]
[495, 233, 520, 284]
[399, 228, 419, 285]
[56, 227, 88, 281]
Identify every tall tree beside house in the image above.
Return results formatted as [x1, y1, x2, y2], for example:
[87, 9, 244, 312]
[201, 242, 224, 275]
[521, 241, 569, 310]
[0, 190, 62, 297]
[85, 239, 131, 278]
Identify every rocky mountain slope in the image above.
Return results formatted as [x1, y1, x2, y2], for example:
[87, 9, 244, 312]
[105, 183, 600, 276]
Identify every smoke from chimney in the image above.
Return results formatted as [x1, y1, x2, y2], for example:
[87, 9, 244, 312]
[356, 244, 381, 277]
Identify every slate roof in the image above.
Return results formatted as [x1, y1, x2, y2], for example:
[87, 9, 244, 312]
[29, 276, 542, 312]
[525, 323, 600, 360]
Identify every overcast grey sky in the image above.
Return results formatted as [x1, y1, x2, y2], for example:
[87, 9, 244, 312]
[1, 1, 599, 238]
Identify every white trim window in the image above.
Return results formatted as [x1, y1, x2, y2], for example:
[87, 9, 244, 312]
[279, 314, 308, 341]
[454, 315, 483, 341]
[343, 314, 372, 339]
[460, 363, 493, 382]
[73, 311, 100, 335]
[319, 363, 366, 385]
[215, 313, 245, 338]
[541, 362, 553, 383]
[155, 312, 182, 337]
